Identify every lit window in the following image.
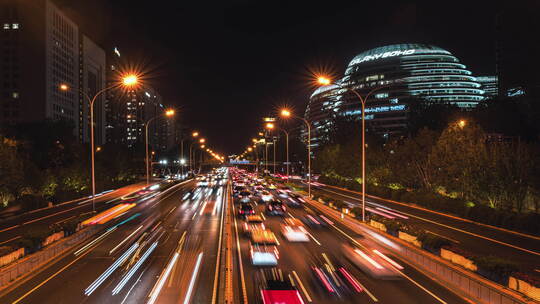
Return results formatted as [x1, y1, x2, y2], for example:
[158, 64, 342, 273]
[12, 92, 19, 99]
[3, 23, 9, 30]
[12, 23, 19, 29]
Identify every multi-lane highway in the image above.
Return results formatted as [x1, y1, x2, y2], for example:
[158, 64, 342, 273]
[0, 172, 228, 304]
[231, 176, 469, 304]
[302, 182, 540, 273]
[0, 167, 528, 304]
[0, 182, 149, 247]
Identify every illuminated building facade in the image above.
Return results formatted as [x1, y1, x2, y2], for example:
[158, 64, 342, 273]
[307, 44, 485, 145]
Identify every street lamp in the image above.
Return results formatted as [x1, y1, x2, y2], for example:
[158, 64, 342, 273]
[145, 109, 175, 185]
[280, 109, 311, 197]
[59, 73, 138, 213]
[458, 119, 467, 128]
[317, 75, 391, 222]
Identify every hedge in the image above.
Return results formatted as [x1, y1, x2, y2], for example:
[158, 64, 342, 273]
[473, 255, 519, 284]
[319, 174, 540, 235]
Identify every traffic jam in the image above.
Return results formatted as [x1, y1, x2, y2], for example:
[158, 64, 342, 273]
[227, 168, 408, 304]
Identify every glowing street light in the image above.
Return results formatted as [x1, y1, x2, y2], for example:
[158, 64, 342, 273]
[280, 108, 311, 197]
[122, 74, 138, 86]
[192, 131, 199, 137]
[199, 138, 206, 144]
[458, 119, 467, 128]
[315, 75, 392, 222]
[59, 72, 139, 213]
[145, 109, 176, 185]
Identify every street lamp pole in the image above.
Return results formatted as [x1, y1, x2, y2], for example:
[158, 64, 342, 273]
[144, 109, 175, 185]
[60, 75, 137, 213]
[280, 110, 311, 197]
[273, 137, 276, 175]
[317, 77, 389, 222]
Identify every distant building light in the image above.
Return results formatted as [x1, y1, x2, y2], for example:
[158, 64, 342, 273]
[12, 92, 19, 99]
[114, 47, 121, 57]
[3, 23, 9, 30]
[145, 92, 151, 97]
[12, 23, 19, 29]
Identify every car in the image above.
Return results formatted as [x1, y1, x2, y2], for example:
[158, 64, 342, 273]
[238, 203, 255, 217]
[237, 190, 253, 203]
[341, 244, 402, 279]
[251, 229, 278, 245]
[281, 218, 309, 242]
[243, 214, 265, 235]
[259, 190, 274, 202]
[256, 269, 305, 304]
[265, 200, 286, 216]
[310, 260, 363, 297]
[250, 243, 279, 266]
[301, 214, 328, 228]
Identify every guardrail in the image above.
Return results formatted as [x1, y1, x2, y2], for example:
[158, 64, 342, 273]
[304, 197, 536, 304]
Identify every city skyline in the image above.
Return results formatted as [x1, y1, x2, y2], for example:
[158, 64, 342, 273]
[51, 0, 540, 153]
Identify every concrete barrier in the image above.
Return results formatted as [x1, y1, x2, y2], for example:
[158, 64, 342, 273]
[369, 219, 387, 232]
[0, 248, 24, 268]
[398, 231, 421, 247]
[304, 197, 535, 304]
[509, 276, 540, 302]
[0, 225, 99, 288]
[440, 247, 478, 272]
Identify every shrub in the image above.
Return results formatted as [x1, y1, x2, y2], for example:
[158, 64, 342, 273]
[418, 233, 451, 254]
[13, 194, 49, 212]
[18, 227, 52, 252]
[332, 200, 347, 209]
[473, 255, 518, 284]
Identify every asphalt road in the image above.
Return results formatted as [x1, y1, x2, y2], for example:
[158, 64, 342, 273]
[0, 178, 228, 304]
[0, 182, 149, 246]
[306, 182, 540, 273]
[232, 189, 469, 304]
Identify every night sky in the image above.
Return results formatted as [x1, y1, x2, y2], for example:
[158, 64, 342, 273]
[58, 0, 538, 154]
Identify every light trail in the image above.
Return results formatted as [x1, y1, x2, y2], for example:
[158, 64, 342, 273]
[147, 252, 179, 304]
[183, 252, 204, 304]
[109, 225, 143, 255]
[112, 241, 158, 295]
[75, 227, 117, 256]
[84, 242, 139, 295]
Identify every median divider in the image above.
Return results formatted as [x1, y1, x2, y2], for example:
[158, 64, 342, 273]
[302, 196, 536, 304]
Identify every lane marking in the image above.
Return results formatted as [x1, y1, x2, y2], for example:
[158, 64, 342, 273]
[426, 230, 460, 244]
[211, 185, 227, 304]
[319, 187, 540, 257]
[321, 183, 540, 241]
[396, 268, 448, 304]
[232, 204, 248, 304]
[292, 270, 312, 303]
[0, 235, 21, 246]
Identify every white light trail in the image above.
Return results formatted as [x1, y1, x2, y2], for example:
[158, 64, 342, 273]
[112, 242, 158, 295]
[147, 252, 179, 304]
[84, 242, 139, 296]
[109, 225, 143, 255]
[183, 252, 204, 304]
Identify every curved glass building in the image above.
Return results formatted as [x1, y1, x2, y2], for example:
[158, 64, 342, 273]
[306, 44, 485, 144]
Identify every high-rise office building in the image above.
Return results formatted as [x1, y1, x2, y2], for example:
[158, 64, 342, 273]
[306, 44, 485, 145]
[476, 76, 498, 98]
[0, 0, 105, 144]
[80, 35, 106, 145]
